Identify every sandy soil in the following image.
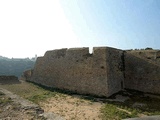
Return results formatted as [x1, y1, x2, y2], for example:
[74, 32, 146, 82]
[41, 94, 103, 120]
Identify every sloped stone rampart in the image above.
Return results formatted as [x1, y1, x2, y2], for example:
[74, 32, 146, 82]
[124, 52, 160, 94]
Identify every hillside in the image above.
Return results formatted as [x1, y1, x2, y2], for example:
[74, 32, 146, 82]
[0, 56, 35, 77]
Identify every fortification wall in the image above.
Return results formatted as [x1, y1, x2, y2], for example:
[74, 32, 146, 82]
[124, 52, 160, 94]
[31, 47, 123, 97]
[30, 46, 160, 97]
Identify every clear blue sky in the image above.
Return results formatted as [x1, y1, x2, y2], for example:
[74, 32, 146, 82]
[0, 0, 160, 58]
[60, 0, 160, 49]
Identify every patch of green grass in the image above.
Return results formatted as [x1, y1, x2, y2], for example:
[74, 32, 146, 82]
[101, 103, 138, 120]
[27, 91, 56, 104]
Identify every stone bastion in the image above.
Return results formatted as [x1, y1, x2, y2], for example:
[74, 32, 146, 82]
[28, 47, 160, 97]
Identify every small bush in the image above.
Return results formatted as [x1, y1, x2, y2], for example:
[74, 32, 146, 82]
[145, 47, 153, 50]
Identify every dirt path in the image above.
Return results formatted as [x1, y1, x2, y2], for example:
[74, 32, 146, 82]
[0, 88, 44, 120]
[0, 87, 41, 110]
[0, 87, 64, 120]
[40, 94, 103, 120]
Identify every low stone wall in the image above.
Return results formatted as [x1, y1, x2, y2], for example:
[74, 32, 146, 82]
[0, 75, 19, 84]
[124, 52, 160, 94]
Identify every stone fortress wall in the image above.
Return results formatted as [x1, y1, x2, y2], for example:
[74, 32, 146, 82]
[29, 47, 160, 97]
[124, 51, 160, 94]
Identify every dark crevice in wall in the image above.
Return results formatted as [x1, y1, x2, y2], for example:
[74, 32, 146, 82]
[121, 51, 126, 89]
[101, 66, 105, 69]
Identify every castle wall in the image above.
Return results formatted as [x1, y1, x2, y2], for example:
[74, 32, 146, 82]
[30, 46, 160, 97]
[31, 47, 123, 97]
[124, 52, 160, 94]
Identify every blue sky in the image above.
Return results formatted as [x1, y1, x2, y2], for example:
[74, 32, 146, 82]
[0, 0, 160, 58]
[60, 0, 160, 49]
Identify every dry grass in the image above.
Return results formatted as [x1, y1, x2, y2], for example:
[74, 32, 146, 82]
[1, 81, 160, 120]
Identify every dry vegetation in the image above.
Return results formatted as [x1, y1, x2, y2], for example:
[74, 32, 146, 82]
[1, 81, 160, 120]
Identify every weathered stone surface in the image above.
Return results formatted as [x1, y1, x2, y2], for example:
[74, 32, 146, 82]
[124, 52, 160, 94]
[31, 47, 124, 97]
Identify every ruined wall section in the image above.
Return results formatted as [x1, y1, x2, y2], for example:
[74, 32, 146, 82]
[124, 52, 160, 94]
[31, 47, 116, 97]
